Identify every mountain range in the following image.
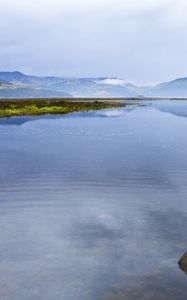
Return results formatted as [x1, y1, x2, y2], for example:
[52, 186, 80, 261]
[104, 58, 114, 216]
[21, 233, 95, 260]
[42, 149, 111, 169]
[1, 71, 187, 98]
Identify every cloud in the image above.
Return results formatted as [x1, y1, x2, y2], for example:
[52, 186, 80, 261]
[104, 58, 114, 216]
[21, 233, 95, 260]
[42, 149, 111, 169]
[0, 0, 177, 19]
[95, 78, 128, 86]
[0, 0, 187, 84]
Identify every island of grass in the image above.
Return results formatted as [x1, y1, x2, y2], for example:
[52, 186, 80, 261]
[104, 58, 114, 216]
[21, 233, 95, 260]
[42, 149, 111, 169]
[0, 98, 127, 117]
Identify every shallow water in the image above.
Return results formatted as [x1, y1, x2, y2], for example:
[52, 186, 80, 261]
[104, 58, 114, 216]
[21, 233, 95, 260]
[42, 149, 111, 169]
[0, 100, 187, 300]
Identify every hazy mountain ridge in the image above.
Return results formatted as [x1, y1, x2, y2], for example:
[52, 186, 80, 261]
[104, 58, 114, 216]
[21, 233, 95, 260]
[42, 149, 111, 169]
[0, 72, 139, 97]
[146, 77, 187, 97]
[0, 86, 71, 98]
[0, 71, 187, 98]
[0, 72, 71, 98]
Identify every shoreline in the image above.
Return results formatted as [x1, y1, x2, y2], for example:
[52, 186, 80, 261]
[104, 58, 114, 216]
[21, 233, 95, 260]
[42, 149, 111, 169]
[1, 96, 187, 102]
[0, 99, 127, 118]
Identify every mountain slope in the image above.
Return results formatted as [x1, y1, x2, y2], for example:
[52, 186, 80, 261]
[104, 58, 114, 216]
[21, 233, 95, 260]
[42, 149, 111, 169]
[0, 72, 141, 97]
[1, 71, 187, 98]
[145, 77, 187, 97]
[0, 80, 71, 99]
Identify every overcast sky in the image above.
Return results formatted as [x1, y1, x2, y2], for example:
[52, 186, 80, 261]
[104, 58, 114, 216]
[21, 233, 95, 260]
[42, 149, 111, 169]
[1, 0, 187, 85]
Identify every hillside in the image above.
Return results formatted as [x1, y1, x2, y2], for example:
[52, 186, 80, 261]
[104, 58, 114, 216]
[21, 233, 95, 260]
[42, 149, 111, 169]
[0, 72, 140, 97]
[0, 75, 71, 98]
[146, 77, 187, 97]
[1, 71, 187, 98]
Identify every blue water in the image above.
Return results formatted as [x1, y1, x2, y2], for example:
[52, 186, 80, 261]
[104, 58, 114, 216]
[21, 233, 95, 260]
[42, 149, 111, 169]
[0, 100, 187, 300]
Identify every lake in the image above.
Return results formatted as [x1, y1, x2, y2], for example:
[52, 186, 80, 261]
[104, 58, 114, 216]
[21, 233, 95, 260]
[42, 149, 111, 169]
[0, 100, 187, 300]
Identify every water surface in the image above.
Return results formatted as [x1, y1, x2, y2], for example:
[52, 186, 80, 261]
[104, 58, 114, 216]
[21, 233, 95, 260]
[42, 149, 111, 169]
[0, 100, 187, 299]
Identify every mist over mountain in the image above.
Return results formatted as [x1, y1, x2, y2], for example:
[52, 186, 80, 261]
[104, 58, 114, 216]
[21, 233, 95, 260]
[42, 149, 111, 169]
[0, 72, 71, 98]
[146, 78, 187, 97]
[0, 71, 187, 98]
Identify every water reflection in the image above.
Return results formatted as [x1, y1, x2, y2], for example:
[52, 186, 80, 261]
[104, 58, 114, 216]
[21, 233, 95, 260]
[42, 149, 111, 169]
[0, 100, 187, 300]
[0, 105, 136, 126]
[145, 99, 187, 119]
[104, 272, 187, 300]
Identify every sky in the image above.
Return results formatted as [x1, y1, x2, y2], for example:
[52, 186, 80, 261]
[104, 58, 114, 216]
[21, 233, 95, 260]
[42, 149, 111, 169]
[1, 0, 187, 85]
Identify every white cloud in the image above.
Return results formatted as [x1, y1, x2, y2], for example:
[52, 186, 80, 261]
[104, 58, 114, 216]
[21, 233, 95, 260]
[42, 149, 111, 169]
[0, 0, 178, 18]
[0, 0, 187, 84]
[95, 78, 128, 86]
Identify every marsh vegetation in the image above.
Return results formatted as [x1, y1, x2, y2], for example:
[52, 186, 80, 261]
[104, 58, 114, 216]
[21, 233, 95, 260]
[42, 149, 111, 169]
[0, 98, 126, 117]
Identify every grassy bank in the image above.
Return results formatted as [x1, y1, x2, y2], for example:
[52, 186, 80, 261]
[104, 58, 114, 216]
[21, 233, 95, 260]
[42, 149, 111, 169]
[0, 99, 126, 117]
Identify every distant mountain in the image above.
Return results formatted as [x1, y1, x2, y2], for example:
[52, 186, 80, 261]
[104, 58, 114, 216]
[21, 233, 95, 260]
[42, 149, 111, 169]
[0, 71, 30, 83]
[1, 71, 187, 98]
[0, 72, 140, 97]
[146, 77, 187, 97]
[0, 86, 71, 99]
[0, 73, 71, 98]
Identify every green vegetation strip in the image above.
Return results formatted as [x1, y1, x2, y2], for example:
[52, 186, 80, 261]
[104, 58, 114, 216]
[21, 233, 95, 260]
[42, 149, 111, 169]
[0, 99, 126, 117]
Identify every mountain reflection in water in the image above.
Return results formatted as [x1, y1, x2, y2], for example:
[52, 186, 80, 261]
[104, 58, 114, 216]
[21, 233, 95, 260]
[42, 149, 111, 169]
[0, 100, 187, 300]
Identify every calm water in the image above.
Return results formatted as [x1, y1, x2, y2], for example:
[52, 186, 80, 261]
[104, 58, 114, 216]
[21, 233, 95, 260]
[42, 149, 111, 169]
[0, 100, 187, 300]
